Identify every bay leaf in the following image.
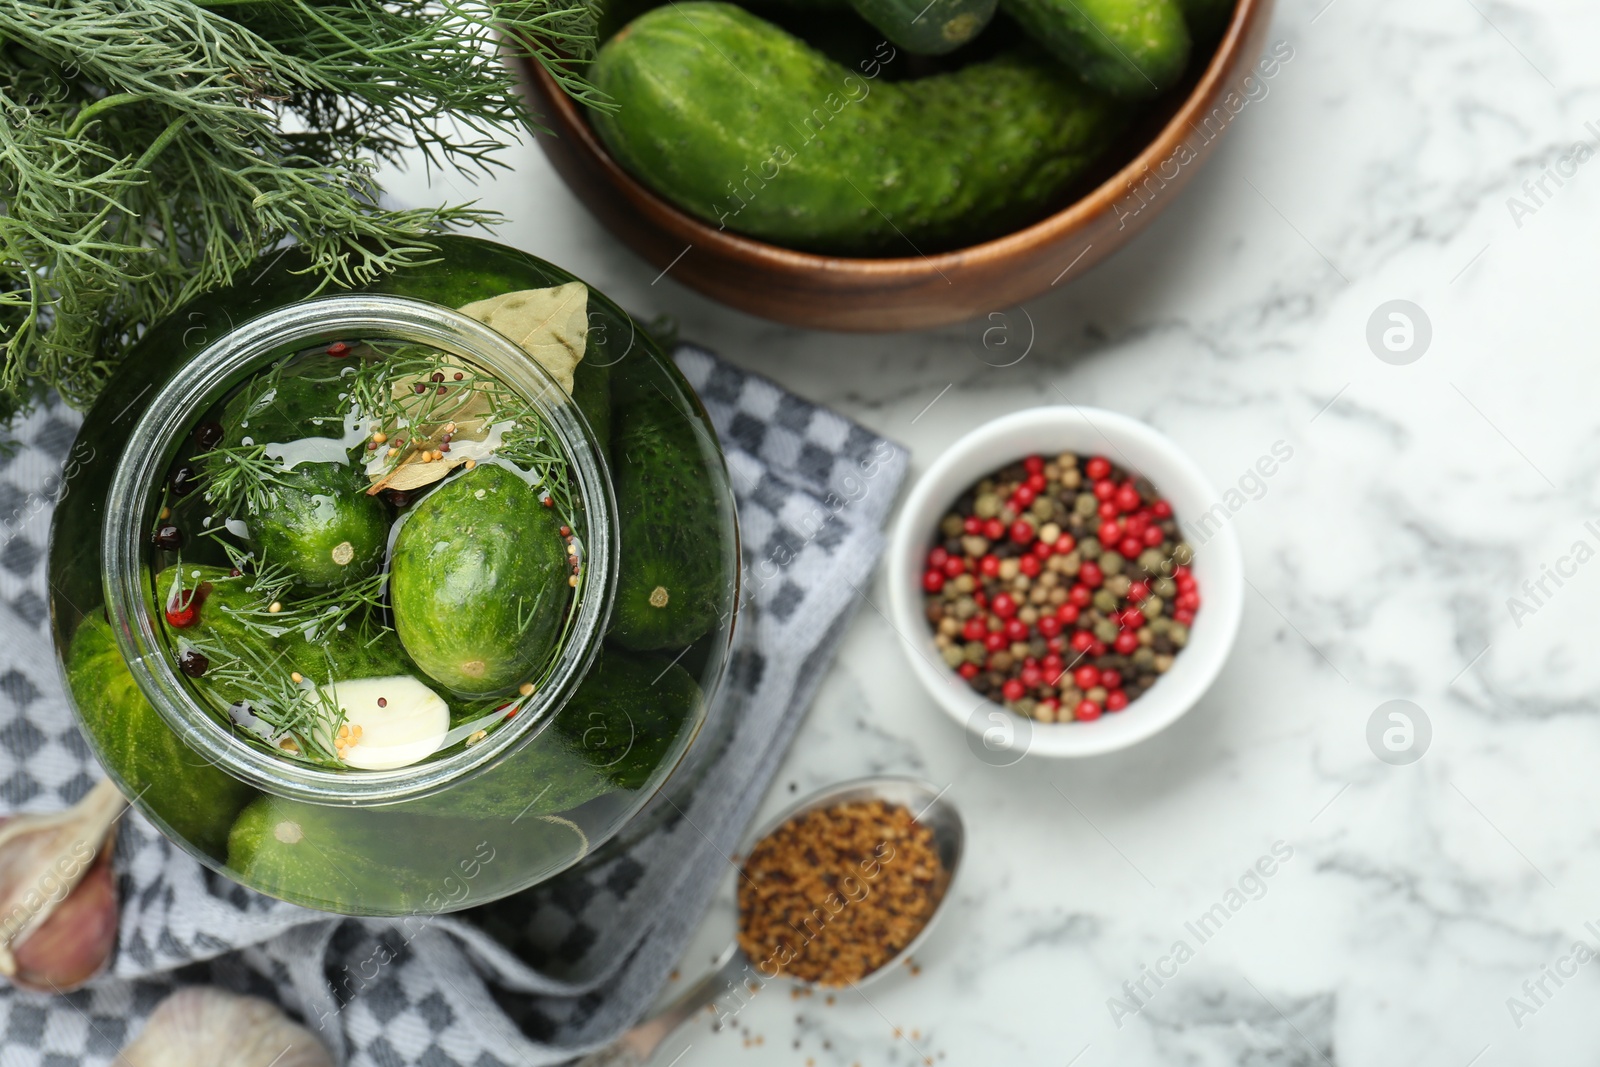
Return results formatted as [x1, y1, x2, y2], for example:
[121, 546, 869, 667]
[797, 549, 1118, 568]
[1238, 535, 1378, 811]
[457, 282, 588, 396]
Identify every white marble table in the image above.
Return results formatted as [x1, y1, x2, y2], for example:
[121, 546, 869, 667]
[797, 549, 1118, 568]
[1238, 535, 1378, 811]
[381, 2, 1600, 1060]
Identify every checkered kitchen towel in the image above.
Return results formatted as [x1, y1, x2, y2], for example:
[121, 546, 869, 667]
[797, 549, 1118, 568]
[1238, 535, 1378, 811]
[0, 344, 909, 1066]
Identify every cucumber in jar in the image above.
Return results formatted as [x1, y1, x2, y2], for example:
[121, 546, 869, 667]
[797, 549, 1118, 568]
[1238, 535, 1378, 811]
[388, 464, 572, 697]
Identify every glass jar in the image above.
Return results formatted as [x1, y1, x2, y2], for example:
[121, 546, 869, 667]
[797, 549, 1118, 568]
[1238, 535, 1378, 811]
[47, 237, 739, 915]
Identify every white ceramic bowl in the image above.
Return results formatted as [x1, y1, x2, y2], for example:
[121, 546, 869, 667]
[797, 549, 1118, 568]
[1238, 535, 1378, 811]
[887, 407, 1243, 759]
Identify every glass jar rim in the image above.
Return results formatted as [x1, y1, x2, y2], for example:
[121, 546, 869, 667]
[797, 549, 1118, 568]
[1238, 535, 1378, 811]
[102, 294, 619, 805]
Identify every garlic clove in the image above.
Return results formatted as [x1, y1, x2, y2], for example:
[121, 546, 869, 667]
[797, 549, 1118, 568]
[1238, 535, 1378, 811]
[320, 674, 449, 770]
[9, 829, 118, 993]
[115, 987, 334, 1067]
[0, 776, 126, 984]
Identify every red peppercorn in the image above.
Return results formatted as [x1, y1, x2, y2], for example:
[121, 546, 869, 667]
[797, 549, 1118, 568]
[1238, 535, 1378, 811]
[1009, 519, 1034, 544]
[973, 590, 988, 608]
[1119, 537, 1142, 559]
[1003, 618, 1029, 643]
[979, 554, 1001, 577]
[1121, 608, 1146, 629]
[1127, 581, 1151, 603]
[1055, 603, 1080, 625]
[922, 570, 945, 593]
[958, 662, 980, 680]
[1069, 631, 1094, 653]
[1173, 608, 1195, 625]
[1037, 615, 1062, 638]
[1176, 591, 1200, 611]
[985, 631, 1007, 652]
[1019, 554, 1041, 578]
[559, 526, 572, 537]
[1014, 485, 1037, 508]
[1143, 526, 1165, 547]
[1054, 533, 1076, 554]
[1047, 635, 1066, 653]
[1090, 640, 1108, 657]
[1075, 700, 1102, 721]
[1106, 689, 1129, 712]
[1123, 514, 1147, 539]
[1020, 665, 1043, 688]
[1098, 501, 1120, 520]
[984, 518, 1006, 541]
[1152, 499, 1173, 518]
[1115, 484, 1141, 513]
[1073, 665, 1100, 689]
[1092, 479, 1116, 502]
[1086, 457, 1111, 480]
[541, 496, 554, 507]
[1101, 669, 1123, 690]
[1098, 520, 1122, 545]
[1068, 584, 1092, 608]
[1027, 472, 1046, 492]
[964, 516, 983, 535]
[942, 556, 966, 578]
[1002, 679, 1026, 703]
[928, 546, 950, 569]
[1114, 631, 1140, 655]
[1023, 454, 1045, 474]
[962, 618, 986, 642]
[165, 596, 198, 629]
[326, 341, 351, 357]
[1031, 540, 1053, 560]
[992, 592, 1017, 618]
[1079, 561, 1103, 587]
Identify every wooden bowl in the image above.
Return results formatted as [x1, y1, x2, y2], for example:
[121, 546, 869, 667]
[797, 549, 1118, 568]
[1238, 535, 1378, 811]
[517, 0, 1276, 332]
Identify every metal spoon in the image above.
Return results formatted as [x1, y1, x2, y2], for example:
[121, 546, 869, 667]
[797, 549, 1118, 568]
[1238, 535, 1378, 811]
[577, 776, 965, 1067]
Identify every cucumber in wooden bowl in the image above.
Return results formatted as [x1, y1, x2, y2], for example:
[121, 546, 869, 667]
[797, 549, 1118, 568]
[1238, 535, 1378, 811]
[1000, 0, 1191, 98]
[588, 2, 1130, 255]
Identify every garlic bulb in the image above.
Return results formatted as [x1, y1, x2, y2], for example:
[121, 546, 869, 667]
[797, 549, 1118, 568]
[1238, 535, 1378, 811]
[116, 988, 334, 1067]
[0, 775, 125, 991]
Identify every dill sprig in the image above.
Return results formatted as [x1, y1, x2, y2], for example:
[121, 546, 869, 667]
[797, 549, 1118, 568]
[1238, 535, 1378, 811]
[184, 631, 352, 767]
[0, 0, 608, 424]
[217, 542, 393, 646]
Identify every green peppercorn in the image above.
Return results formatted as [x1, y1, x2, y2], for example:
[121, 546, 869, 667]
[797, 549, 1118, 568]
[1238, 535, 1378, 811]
[1154, 654, 1175, 673]
[941, 645, 965, 667]
[941, 514, 964, 538]
[1031, 498, 1054, 521]
[1074, 494, 1097, 516]
[1132, 647, 1155, 668]
[1094, 619, 1118, 643]
[1086, 685, 1108, 704]
[1093, 589, 1118, 613]
[1080, 538, 1101, 557]
[1172, 542, 1194, 566]
[1060, 551, 1081, 576]
[974, 493, 1002, 518]
[1143, 596, 1164, 618]
[962, 535, 989, 557]
[991, 651, 1014, 672]
[1154, 576, 1177, 598]
[1138, 549, 1166, 574]
[965, 642, 986, 664]
[1149, 616, 1170, 633]
[1099, 552, 1124, 576]
[1169, 624, 1189, 647]
[1105, 574, 1131, 597]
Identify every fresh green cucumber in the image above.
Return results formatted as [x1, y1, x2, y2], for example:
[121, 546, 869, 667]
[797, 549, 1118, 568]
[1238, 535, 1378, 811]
[849, 0, 995, 55]
[590, 3, 1130, 254]
[208, 361, 389, 589]
[250, 462, 389, 590]
[389, 464, 570, 696]
[227, 795, 585, 914]
[1000, 0, 1190, 98]
[155, 564, 410, 714]
[67, 615, 256, 858]
[608, 369, 726, 651]
[439, 647, 703, 818]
